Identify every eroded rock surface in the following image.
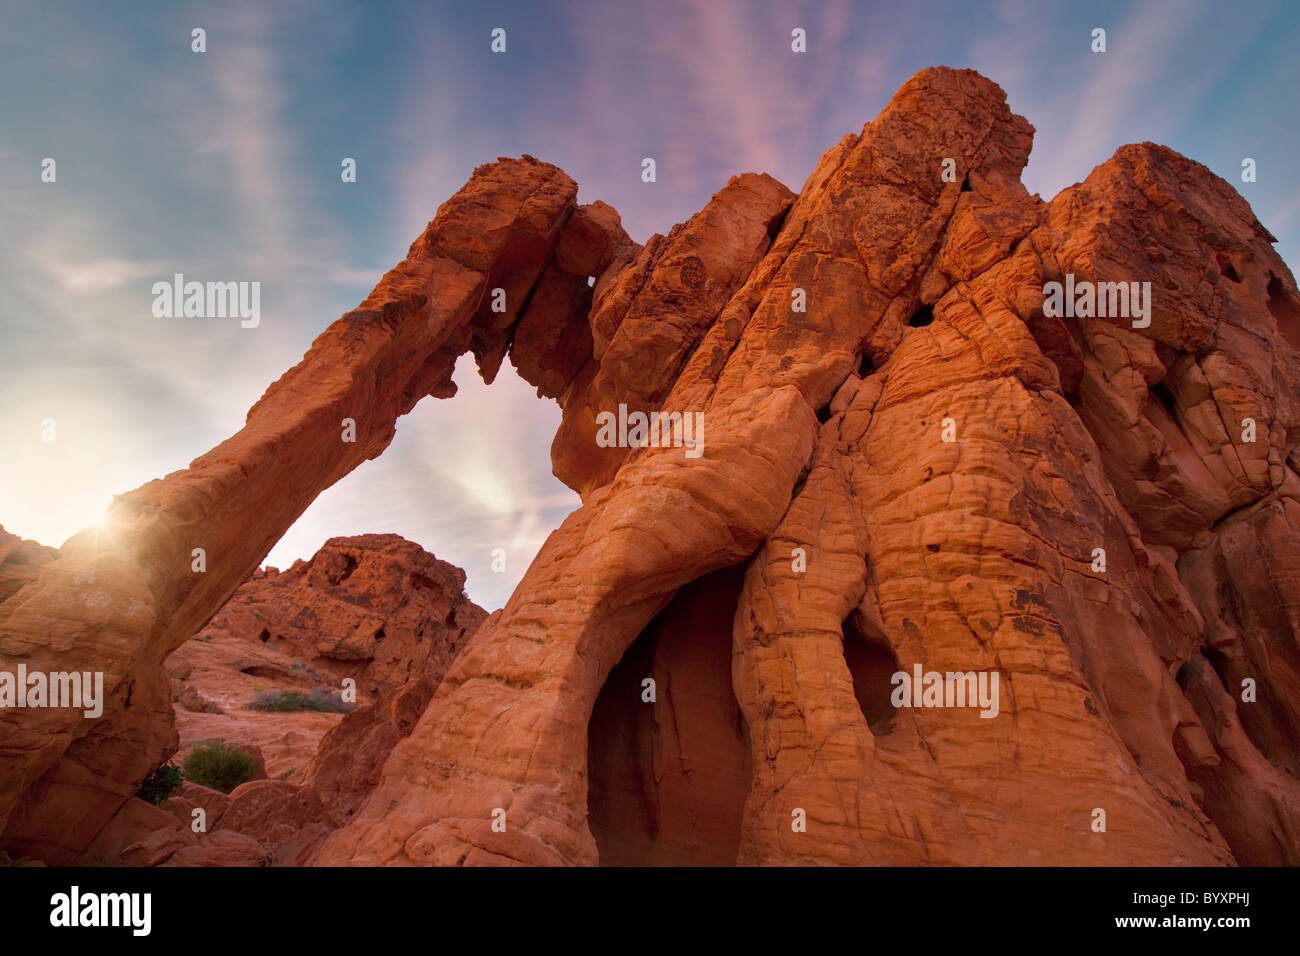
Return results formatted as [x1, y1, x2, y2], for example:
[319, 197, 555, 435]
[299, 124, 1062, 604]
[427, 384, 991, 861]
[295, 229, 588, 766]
[0, 527, 57, 607]
[4, 67, 1299, 866]
[44, 534, 484, 866]
[0, 157, 568, 861]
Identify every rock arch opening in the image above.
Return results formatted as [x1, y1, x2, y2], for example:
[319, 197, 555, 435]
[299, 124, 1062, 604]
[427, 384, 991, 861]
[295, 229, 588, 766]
[586, 564, 751, 866]
[264, 355, 576, 613]
[908, 304, 935, 328]
[842, 610, 901, 735]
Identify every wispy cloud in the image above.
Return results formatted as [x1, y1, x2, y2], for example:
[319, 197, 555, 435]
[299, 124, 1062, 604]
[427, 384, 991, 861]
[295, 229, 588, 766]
[0, 0, 389, 550]
[983, 0, 1265, 200]
[57, 257, 168, 293]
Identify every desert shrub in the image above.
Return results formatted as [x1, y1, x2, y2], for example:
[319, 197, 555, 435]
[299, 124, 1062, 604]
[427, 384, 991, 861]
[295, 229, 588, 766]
[137, 761, 183, 804]
[181, 740, 256, 793]
[248, 687, 353, 714]
[248, 689, 298, 711]
[307, 687, 354, 713]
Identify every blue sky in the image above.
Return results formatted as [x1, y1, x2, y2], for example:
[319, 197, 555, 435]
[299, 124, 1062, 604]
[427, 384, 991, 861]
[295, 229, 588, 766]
[1, 0, 1297, 609]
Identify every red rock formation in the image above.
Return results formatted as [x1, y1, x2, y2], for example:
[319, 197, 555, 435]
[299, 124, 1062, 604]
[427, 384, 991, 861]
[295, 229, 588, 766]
[181, 537, 487, 865]
[0, 158, 570, 861]
[133, 535, 482, 866]
[173, 534, 482, 707]
[161, 782, 231, 832]
[4, 66, 1300, 867]
[0, 527, 57, 606]
[162, 830, 270, 867]
[316, 68, 1300, 867]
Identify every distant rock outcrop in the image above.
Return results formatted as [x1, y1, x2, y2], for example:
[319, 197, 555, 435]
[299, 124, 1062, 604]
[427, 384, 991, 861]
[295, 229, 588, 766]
[69, 534, 482, 866]
[0, 527, 57, 606]
[3, 66, 1299, 866]
[172, 533, 483, 707]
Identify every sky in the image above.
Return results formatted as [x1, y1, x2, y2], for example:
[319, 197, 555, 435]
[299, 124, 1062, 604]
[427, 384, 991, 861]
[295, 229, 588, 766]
[1, 0, 1298, 609]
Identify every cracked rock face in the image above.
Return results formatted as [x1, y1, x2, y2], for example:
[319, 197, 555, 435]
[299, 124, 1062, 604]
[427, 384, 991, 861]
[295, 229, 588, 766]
[174, 534, 485, 706]
[4, 66, 1300, 866]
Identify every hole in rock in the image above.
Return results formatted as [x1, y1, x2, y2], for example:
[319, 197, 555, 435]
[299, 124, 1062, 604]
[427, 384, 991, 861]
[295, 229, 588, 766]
[764, 205, 788, 242]
[960, 172, 972, 192]
[1215, 254, 1241, 283]
[240, 665, 282, 679]
[842, 611, 901, 736]
[907, 304, 935, 328]
[1266, 272, 1300, 351]
[257, 628, 271, 643]
[332, 553, 359, 585]
[815, 403, 832, 424]
[858, 352, 875, 377]
[587, 564, 751, 866]
[373, 626, 386, 642]
[1197, 645, 1236, 698]
[1148, 379, 1179, 420]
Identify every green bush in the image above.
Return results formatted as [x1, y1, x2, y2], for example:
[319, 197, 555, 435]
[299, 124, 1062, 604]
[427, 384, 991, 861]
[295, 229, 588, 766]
[181, 740, 257, 793]
[247, 687, 353, 714]
[137, 761, 183, 804]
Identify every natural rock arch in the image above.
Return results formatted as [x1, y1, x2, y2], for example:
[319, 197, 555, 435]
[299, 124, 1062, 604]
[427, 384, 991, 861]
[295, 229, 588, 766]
[0, 156, 595, 859]
[4, 67, 1300, 866]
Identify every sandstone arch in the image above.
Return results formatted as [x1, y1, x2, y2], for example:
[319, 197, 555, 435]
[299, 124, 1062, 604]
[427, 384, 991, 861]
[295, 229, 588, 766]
[0, 156, 590, 859]
[4, 67, 1300, 866]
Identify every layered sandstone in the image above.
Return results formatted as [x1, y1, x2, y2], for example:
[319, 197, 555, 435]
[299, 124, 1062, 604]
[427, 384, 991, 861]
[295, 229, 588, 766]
[81, 534, 482, 866]
[3, 66, 1299, 866]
